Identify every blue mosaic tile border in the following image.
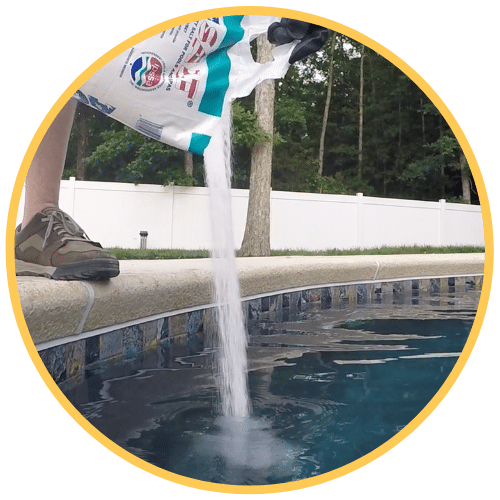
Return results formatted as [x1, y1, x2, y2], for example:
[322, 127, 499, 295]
[38, 275, 483, 384]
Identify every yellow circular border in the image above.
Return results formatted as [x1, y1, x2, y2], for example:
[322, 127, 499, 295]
[5, 6, 493, 495]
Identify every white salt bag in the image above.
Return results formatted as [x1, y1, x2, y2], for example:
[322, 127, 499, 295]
[75, 16, 299, 155]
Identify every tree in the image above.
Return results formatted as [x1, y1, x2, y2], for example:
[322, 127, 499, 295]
[460, 152, 471, 204]
[183, 152, 193, 177]
[75, 102, 91, 180]
[358, 44, 365, 179]
[239, 34, 275, 257]
[318, 32, 336, 176]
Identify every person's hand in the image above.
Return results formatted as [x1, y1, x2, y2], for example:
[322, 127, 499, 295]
[267, 19, 329, 64]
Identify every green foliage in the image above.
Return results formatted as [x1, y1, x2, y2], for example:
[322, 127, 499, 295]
[275, 95, 308, 140]
[86, 128, 143, 167]
[272, 143, 318, 192]
[401, 132, 468, 200]
[231, 101, 270, 146]
[305, 172, 348, 194]
[78, 125, 195, 185]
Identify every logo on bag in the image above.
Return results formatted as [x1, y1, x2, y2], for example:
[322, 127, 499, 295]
[130, 52, 165, 91]
[171, 20, 220, 103]
[185, 21, 218, 64]
[175, 66, 200, 99]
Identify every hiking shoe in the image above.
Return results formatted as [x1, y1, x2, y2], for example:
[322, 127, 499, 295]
[15, 207, 119, 280]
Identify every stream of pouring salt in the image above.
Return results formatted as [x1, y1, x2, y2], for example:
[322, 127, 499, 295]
[189, 123, 303, 476]
[203, 108, 250, 418]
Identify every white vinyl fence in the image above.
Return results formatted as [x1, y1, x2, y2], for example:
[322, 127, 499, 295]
[17, 178, 485, 250]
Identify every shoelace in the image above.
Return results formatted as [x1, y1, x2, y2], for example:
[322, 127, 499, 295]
[41, 208, 92, 249]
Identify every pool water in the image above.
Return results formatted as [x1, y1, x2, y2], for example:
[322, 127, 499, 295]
[61, 288, 479, 485]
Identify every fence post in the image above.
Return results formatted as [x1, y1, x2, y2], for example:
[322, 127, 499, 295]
[356, 192, 364, 248]
[67, 176, 76, 218]
[168, 183, 175, 249]
[439, 198, 446, 246]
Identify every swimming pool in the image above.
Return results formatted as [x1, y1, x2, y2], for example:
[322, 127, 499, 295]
[59, 284, 480, 485]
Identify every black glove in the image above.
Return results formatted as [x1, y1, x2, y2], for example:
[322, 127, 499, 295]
[268, 19, 329, 64]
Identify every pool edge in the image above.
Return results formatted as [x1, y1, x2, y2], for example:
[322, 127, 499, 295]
[17, 253, 484, 349]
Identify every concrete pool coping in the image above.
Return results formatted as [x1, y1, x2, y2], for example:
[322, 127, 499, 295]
[15, 253, 484, 349]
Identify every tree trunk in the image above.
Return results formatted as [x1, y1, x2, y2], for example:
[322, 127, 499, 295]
[420, 96, 426, 145]
[460, 152, 471, 203]
[184, 151, 194, 176]
[358, 45, 365, 179]
[239, 34, 274, 257]
[318, 32, 336, 176]
[76, 102, 89, 180]
[439, 116, 446, 198]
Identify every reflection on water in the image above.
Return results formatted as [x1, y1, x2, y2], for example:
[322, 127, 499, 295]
[61, 288, 480, 485]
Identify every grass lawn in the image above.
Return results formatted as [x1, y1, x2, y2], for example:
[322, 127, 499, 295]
[106, 245, 485, 260]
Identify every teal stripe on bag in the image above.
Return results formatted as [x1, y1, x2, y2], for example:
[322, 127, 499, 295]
[189, 132, 211, 155]
[199, 16, 244, 117]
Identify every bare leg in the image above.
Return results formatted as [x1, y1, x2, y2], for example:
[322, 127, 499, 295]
[16, 97, 119, 280]
[22, 98, 77, 228]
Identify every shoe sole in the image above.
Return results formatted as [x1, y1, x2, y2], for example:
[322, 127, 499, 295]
[15, 259, 120, 281]
[53, 259, 120, 280]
